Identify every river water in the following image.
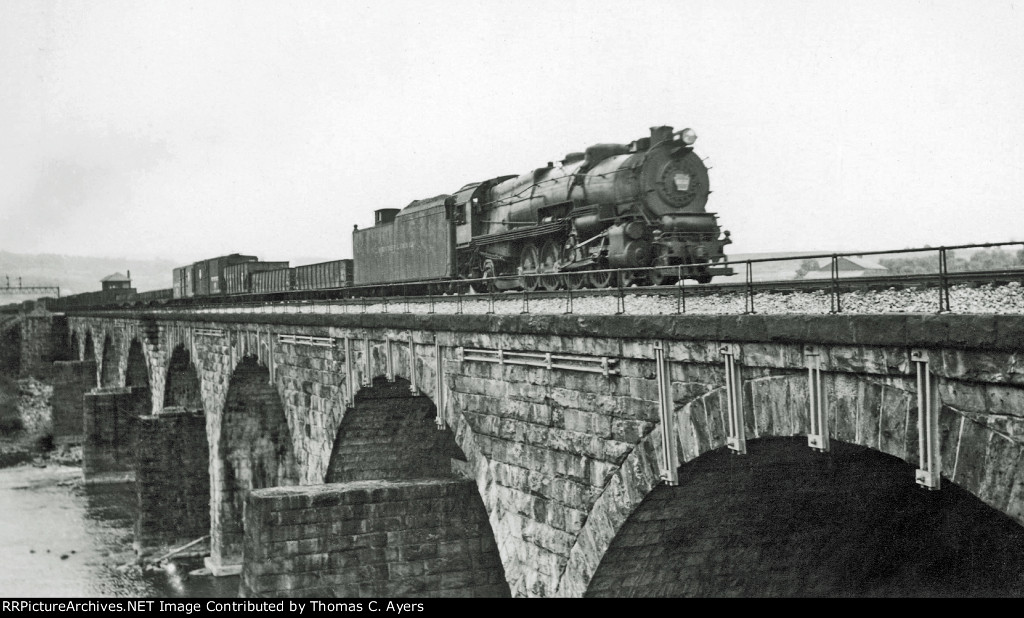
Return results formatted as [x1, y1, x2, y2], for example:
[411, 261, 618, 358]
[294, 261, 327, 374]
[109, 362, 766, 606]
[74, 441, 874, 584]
[0, 463, 239, 598]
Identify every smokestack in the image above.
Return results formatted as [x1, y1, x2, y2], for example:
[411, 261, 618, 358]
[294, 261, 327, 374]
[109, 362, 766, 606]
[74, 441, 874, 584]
[649, 126, 673, 145]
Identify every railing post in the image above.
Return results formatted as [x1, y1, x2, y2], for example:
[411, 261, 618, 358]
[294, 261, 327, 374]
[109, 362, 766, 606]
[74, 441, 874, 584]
[675, 266, 685, 315]
[744, 261, 755, 314]
[829, 254, 842, 314]
[615, 273, 626, 315]
[938, 248, 951, 313]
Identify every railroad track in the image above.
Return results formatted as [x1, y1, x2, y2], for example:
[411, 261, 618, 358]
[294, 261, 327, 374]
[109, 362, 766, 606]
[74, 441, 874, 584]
[119, 267, 1024, 317]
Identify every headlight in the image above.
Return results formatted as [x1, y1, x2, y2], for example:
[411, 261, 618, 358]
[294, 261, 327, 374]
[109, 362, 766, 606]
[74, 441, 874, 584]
[679, 128, 697, 145]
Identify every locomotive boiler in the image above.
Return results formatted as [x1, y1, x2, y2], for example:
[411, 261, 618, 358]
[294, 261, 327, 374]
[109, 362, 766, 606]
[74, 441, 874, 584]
[353, 125, 732, 289]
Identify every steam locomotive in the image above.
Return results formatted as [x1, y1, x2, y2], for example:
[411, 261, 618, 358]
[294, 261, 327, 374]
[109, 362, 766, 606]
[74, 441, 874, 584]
[353, 125, 732, 291]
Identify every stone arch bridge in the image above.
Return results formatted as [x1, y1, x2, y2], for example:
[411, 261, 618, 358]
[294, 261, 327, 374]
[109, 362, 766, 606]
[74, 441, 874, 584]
[5, 308, 1024, 597]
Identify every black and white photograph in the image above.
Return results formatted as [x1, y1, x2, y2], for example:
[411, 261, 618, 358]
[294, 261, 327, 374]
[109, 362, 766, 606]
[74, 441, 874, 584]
[1, 0, 1023, 600]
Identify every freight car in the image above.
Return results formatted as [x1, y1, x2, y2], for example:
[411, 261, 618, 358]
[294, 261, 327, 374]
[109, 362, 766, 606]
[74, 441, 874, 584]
[46, 287, 138, 311]
[172, 265, 194, 299]
[224, 261, 290, 295]
[294, 260, 353, 291]
[251, 267, 294, 294]
[211, 259, 355, 295]
[134, 288, 173, 305]
[194, 254, 258, 296]
[354, 125, 732, 291]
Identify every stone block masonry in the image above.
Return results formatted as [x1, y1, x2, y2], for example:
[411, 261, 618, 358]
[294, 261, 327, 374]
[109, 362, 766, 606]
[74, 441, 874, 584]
[135, 408, 210, 554]
[325, 378, 462, 483]
[50, 360, 96, 443]
[241, 479, 510, 598]
[584, 438, 1024, 597]
[17, 315, 59, 378]
[0, 319, 21, 376]
[82, 385, 146, 477]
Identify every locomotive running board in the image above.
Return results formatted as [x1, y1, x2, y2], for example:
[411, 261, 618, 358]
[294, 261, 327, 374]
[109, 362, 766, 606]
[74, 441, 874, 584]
[467, 221, 567, 247]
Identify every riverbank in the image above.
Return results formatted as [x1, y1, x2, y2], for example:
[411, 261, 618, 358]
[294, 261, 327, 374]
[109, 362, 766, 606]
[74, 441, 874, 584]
[0, 462, 239, 597]
[0, 373, 82, 469]
[0, 375, 238, 597]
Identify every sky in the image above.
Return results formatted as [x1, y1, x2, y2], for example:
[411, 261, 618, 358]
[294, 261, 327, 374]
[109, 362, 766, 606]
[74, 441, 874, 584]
[1, 0, 1023, 266]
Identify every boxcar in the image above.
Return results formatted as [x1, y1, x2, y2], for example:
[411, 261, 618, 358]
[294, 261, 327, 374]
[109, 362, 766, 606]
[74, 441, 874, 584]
[194, 254, 258, 296]
[172, 265, 194, 299]
[352, 198, 455, 286]
[251, 268, 294, 293]
[224, 261, 290, 295]
[293, 260, 353, 291]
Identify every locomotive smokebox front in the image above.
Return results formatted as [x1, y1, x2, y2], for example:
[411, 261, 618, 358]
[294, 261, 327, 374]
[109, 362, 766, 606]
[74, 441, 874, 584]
[580, 126, 711, 221]
[637, 131, 710, 218]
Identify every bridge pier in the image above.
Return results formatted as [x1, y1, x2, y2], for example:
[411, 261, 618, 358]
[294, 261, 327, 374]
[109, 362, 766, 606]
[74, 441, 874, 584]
[134, 408, 210, 556]
[50, 360, 96, 445]
[18, 314, 60, 378]
[240, 479, 508, 598]
[82, 385, 145, 477]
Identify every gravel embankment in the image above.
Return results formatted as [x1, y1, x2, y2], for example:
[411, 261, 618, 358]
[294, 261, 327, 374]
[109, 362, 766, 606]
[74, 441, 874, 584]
[187, 281, 1023, 316]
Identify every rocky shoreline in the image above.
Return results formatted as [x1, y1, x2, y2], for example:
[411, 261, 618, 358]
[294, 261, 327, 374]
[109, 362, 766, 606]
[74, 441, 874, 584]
[0, 375, 81, 469]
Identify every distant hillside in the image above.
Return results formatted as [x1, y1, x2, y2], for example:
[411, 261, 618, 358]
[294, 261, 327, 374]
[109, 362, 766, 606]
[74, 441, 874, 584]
[0, 251, 177, 297]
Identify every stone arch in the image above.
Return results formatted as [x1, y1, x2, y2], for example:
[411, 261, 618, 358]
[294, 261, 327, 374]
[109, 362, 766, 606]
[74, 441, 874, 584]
[49, 316, 75, 362]
[69, 331, 80, 361]
[212, 354, 298, 566]
[164, 344, 201, 410]
[320, 373, 510, 597]
[557, 372, 1024, 596]
[100, 334, 118, 387]
[583, 437, 1024, 597]
[125, 338, 151, 415]
[0, 323, 21, 376]
[325, 376, 465, 482]
[83, 330, 96, 363]
[125, 339, 149, 387]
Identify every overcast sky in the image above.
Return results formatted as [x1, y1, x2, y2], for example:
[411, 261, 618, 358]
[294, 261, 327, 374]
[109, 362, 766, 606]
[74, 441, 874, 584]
[1, 0, 1022, 265]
